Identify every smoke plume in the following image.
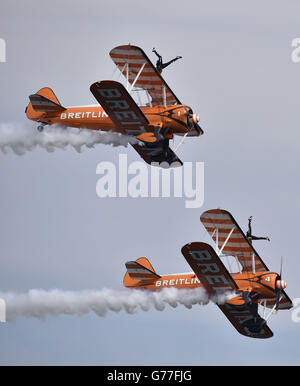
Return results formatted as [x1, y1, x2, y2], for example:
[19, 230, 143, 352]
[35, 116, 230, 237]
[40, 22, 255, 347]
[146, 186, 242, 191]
[0, 123, 138, 155]
[0, 287, 231, 322]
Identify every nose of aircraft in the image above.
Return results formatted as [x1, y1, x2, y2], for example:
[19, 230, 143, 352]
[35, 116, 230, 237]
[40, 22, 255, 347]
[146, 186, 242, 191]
[192, 114, 200, 124]
[276, 279, 287, 290]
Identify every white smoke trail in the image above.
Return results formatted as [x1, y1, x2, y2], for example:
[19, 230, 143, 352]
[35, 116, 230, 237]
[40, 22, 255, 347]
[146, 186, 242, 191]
[0, 287, 232, 322]
[0, 123, 139, 155]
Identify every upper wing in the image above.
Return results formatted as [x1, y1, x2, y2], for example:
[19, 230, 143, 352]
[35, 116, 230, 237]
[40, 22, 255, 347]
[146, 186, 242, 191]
[181, 242, 238, 295]
[90, 80, 149, 135]
[200, 209, 269, 273]
[132, 139, 183, 167]
[109, 45, 181, 106]
[218, 302, 273, 339]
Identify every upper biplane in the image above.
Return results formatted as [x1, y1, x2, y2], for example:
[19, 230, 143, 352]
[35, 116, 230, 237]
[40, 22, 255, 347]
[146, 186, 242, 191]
[123, 208, 293, 339]
[25, 45, 203, 167]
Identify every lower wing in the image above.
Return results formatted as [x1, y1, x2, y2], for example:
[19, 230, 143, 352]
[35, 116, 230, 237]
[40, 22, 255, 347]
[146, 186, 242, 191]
[218, 302, 273, 339]
[132, 139, 182, 167]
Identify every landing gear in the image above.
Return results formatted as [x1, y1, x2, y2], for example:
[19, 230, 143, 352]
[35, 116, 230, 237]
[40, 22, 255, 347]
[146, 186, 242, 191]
[37, 123, 46, 132]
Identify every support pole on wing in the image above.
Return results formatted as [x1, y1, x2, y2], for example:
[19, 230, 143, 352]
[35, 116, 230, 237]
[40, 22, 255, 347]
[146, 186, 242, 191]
[252, 253, 256, 274]
[162, 85, 167, 108]
[126, 62, 129, 91]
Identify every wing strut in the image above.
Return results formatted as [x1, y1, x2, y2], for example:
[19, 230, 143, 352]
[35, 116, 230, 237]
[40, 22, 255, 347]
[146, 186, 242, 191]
[218, 226, 236, 256]
[129, 63, 146, 93]
[265, 296, 282, 322]
[162, 85, 167, 108]
[252, 252, 256, 274]
[172, 132, 188, 152]
[126, 62, 129, 91]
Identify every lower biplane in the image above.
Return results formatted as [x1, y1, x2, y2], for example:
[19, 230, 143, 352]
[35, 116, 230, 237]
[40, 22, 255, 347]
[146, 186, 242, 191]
[25, 45, 203, 167]
[123, 209, 293, 339]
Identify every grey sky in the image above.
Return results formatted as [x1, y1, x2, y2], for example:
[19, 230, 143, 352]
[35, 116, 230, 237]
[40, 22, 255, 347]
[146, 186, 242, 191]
[0, 0, 300, 365]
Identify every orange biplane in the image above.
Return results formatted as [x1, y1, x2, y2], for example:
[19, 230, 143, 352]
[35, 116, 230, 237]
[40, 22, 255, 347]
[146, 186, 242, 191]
[124, 209, 293, 339]
[25, 45, 203, 167]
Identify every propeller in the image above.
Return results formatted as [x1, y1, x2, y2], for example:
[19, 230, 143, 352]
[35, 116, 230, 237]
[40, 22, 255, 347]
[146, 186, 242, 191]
[187, 109, 193, 130]
[275, 256, 287, 311]
[186, 109, 202, 135]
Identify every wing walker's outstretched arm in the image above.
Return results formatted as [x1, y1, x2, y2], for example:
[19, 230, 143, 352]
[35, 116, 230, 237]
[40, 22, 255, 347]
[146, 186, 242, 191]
[246, 216, 270, 244]
[152, 48, 182, 74]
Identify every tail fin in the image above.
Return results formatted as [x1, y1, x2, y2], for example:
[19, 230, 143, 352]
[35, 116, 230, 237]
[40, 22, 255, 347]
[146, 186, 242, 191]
[26, 87, 66, 120]
[123, 257, 161, 288]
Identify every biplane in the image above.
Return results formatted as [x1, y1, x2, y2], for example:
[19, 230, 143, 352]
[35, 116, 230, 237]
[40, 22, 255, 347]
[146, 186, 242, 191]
[25, 45, 203, 167]
[123, 208, 293, 339]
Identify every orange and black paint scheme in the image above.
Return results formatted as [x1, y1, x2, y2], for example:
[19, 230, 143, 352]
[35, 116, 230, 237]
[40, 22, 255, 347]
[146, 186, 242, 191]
[123, 209, 293, 339]
[25, 45, 203, 167]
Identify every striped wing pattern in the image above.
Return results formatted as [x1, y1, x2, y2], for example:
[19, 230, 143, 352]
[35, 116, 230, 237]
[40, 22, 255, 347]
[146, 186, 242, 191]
[125, 260, 161, 281]
[200, 209, 268, 273]
[109, 45, 181, 106]
[29, 94, 65, 113]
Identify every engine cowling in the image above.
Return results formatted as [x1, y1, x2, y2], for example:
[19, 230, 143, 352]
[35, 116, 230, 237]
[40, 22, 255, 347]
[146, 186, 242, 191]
[258, 272, 287, 296]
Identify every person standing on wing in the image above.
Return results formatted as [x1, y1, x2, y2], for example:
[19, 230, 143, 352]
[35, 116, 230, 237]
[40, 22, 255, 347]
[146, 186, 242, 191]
[246, 216, 270, 244]
[152, 48, 182, 74]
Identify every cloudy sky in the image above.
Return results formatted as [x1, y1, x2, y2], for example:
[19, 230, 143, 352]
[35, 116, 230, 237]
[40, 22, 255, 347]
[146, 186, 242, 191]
[0, 0, 300, 365]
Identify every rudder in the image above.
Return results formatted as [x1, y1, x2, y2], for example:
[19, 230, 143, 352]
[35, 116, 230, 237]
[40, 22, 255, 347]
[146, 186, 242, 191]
[123, 257, 161, 288]
[26, 87, 65, 120]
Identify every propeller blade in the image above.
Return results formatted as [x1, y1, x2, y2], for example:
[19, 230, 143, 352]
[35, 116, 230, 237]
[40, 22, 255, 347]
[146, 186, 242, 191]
[275, 290, 281, 311]
[187, 109, 193, 131]
[194, 122, 203, 135]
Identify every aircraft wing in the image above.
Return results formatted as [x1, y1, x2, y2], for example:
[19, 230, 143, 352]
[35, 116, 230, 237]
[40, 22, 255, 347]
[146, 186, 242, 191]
[181, 242, 238, 295]
[90, 80, 149, 135]
[259, 291, 293, 310]
[200, 209, 269, 273]
[181, 242, 273, 338]
[109, 45, 181, 106]
[132, 139, 183, 167]
[218, 302, 273, 339]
